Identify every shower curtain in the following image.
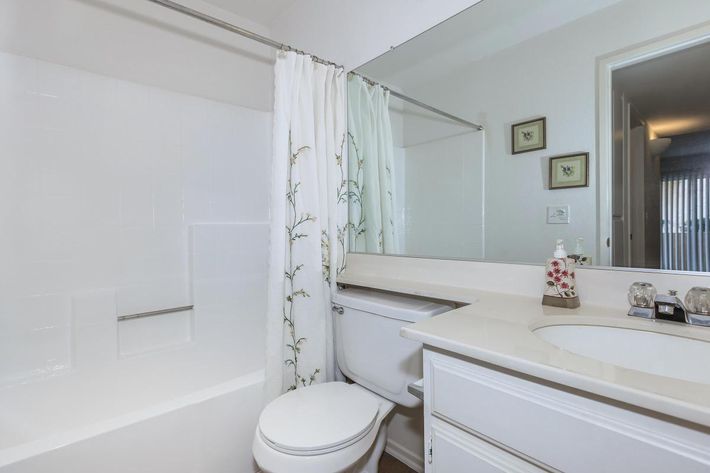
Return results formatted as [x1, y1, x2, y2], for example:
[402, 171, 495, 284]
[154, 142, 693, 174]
[265, 52, 348, 400]
[347, 74, 398, 254]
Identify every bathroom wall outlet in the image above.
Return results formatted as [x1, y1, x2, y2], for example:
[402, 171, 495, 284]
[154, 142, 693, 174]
[547, 205, 570, 224]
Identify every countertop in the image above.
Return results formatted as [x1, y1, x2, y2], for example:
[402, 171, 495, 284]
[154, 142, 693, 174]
[399, 290, 710, 428]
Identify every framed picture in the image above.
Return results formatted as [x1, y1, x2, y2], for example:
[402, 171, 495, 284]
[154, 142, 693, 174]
[511, 117, 546, 154]
[549, 153, 589, 189]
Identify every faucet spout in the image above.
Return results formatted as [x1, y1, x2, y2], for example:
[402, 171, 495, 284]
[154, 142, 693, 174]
[654, 290, 687, 323]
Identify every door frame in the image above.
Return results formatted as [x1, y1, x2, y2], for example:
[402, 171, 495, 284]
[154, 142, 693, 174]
[596, 23, 710, 266]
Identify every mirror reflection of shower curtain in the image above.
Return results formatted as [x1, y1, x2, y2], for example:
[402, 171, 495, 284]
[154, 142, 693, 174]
[347, 74, 398, 254]
[661, 171, 710, 271]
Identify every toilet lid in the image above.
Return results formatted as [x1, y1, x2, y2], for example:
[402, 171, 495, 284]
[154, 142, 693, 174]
[258, 382, 379, 455]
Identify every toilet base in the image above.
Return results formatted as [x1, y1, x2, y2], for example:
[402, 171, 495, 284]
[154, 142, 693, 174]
[347, 419, 389, 473]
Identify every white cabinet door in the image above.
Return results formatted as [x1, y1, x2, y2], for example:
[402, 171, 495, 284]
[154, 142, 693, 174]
[430, 420, 544, 473]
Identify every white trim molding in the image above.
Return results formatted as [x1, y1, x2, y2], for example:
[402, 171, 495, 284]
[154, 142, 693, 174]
[385, 439, 425, 473]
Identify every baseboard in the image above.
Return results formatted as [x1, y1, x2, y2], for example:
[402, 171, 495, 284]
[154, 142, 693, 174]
[385, 438, 425, 473]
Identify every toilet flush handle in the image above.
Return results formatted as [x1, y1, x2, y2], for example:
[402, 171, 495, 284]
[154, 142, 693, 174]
[331, 305, 344, 315]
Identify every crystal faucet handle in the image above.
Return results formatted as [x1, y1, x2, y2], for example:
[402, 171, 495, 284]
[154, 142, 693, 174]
[684, 287, 710, 315]
[628, 282, 656, 308]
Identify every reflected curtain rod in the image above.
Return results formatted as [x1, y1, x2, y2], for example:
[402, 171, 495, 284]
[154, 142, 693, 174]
[351, 72, 484, 130]
[145, 0, 484, 131]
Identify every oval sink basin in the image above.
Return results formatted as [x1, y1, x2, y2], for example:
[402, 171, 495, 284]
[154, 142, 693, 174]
[534, 324, 710, 385]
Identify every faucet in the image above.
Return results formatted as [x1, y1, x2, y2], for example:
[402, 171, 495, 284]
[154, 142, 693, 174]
[627, 284, 709, 326]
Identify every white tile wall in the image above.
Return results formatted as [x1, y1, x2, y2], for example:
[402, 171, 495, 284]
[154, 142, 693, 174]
[0, 294, 73, 383]
[118, 311, 193, 358]
[399, 132, 485, 259]
[190, 223, 269, 364]
[392, 146, 408, 251]
[0, 51, 271, 384]
[71, 289, 117, 369]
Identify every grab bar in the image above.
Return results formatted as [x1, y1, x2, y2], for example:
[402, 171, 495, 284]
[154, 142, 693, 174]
[117, 305, 194, 322]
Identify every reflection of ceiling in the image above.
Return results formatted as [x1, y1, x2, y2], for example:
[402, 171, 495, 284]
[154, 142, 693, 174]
[356, 0, 623, 91]
[201, 0, 296, 26]
[613, 41, 710, 137]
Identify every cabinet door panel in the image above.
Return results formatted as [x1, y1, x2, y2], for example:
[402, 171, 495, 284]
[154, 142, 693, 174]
[431, 420, 544, 473]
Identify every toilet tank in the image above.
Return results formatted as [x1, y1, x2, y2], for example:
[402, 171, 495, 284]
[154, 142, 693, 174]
[332, 288, 451, 408]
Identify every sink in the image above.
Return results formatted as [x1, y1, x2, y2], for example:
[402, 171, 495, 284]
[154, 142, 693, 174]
[534, 324, 710, 385]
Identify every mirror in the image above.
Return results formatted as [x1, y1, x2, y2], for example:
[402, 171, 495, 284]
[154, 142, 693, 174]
[347, 0, 710, 273]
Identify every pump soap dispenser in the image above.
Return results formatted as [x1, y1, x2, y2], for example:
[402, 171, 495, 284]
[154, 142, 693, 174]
[542, 239, 580, 308]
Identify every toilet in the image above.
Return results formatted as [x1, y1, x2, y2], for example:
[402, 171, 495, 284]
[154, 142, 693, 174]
[252, 288, 451, 473]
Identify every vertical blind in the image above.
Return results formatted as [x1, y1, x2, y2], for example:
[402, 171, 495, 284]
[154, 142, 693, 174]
[661, 171, 710, 271]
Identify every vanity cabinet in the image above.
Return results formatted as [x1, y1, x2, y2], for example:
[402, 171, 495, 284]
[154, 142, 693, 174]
[423, 349, 710, 473]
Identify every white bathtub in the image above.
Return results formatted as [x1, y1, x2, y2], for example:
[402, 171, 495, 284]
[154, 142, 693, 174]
[0, 218, 269, 473]
[0, 369, 264, 473]
[0, 297, 266, 473]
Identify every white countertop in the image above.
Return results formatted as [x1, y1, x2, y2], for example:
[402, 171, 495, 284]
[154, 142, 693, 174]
[399, 290, 710, 428]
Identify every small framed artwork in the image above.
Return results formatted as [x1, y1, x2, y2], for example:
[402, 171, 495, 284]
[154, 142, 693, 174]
[511, 117, 546, 154]
[549, 152, 589, 190]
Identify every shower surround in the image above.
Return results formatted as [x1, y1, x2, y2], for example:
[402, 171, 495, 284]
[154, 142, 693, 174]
[0, 51, 270, 472]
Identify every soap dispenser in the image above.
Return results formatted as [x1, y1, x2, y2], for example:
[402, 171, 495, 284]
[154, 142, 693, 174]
[570, 237, 591, 265]
[542, 239, 580, 309]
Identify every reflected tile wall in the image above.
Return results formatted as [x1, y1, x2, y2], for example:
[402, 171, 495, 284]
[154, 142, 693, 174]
[402, 132, 485, 259]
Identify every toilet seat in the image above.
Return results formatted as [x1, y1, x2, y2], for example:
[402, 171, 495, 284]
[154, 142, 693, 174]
[258, 382, 380, 456]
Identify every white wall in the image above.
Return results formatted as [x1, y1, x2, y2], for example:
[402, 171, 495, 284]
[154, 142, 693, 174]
[270, 0, 483, 71]
[0, 0, 275, 111]
[409, 0, 710, 265]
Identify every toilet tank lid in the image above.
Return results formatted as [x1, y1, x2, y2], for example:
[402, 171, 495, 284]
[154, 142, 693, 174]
[332, 288, 451, 322]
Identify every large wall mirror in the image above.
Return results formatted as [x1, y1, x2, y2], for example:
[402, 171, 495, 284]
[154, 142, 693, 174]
[346, 0, 710, 273]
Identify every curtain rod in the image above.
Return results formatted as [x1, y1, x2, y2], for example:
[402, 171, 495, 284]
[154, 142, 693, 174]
[145, 0, 484, 131]
[145, 0, 340, 67]
[350, 72, 483, 130]
[389, 90, 484, 131]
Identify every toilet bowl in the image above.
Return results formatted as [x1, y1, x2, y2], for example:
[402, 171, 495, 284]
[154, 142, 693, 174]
[253, 289, 451, 473]
[252, 382, 394, 473]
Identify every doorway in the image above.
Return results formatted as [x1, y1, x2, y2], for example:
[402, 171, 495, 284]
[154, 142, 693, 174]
[598, 26, 710, 271]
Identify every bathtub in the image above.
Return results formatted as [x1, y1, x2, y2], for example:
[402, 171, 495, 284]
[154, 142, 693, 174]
[0, 368, 264, 473]
[0, 218, 269, 472]
[0, 296, 267, 473]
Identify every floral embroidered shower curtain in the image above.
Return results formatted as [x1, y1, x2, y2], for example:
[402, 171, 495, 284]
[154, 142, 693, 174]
[347, 74, 398, 254]
[265, 52, 348, 399]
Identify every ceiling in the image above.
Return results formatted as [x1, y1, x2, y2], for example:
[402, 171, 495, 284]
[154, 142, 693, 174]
[201, 0, 296, 27]
[614, 41, 710, 137]
[356, 0, 623, 91]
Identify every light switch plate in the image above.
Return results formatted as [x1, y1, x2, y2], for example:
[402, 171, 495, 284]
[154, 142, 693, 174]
[547, 205, 570, 224]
